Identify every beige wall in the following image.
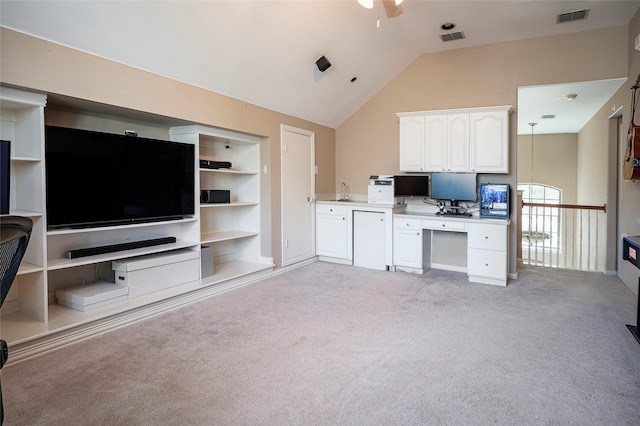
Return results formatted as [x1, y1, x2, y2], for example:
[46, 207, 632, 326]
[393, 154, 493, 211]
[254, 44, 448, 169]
[516, 133, 578, 204]
[336, 25, 629, 280]
[0, 27, 336, 269]
[618, 10, 640, 293]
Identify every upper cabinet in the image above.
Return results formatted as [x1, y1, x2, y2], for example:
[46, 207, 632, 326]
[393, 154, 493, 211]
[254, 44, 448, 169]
[398, 106, 512, 173]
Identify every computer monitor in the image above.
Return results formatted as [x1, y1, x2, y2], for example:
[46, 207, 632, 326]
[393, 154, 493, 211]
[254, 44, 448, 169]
[480, 183, 510, 219]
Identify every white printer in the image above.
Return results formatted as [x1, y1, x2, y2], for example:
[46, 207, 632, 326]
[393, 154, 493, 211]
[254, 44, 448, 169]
[367, 175, 395, 204]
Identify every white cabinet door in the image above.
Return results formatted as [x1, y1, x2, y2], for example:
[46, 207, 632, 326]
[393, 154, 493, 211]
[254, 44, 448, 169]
[399, 115, 426, 172]
[393, 228, 423, 268]
[447, 113, 470, 172]
[316, 214, 348, 259]
[469, 109, 510, 173]
[468, 248, 507, 280]
[424, 114, 447, 172]
[422, 113, 469, 172]
[353, 211, 386, 270]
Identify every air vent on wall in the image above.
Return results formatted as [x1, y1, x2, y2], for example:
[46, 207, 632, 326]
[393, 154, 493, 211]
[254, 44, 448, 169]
[557, 9, 589, 24]
[440, 31, 465, 42]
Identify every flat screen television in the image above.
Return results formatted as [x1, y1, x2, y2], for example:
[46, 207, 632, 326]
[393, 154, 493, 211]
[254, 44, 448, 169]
[45, 125, 195, 230]
[430, 172, 477, 203]
[480, 183, 510, 219]
[394, 175, 429, 197]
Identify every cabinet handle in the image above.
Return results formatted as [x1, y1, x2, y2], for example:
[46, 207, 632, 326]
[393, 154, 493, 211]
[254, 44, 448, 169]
[484, 236, 489, 239]
[484, 263, 489, 266]
[342, 217, 345, 220]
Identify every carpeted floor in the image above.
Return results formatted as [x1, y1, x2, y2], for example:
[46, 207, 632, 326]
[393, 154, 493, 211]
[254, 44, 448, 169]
[2, 262, 639, 425]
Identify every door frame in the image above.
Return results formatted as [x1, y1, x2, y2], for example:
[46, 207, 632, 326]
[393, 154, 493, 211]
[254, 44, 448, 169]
[280, 124, 316, 266]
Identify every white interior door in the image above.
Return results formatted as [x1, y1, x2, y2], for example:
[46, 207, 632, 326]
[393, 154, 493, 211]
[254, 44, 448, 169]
[281, 125, 315, 266]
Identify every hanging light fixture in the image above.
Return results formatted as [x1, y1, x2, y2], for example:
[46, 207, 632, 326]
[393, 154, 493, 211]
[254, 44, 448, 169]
[529, 122, 537, 191]
[357, 0, 374, 9]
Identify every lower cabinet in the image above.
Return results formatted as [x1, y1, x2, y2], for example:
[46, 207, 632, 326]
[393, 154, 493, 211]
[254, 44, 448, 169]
[467, 223, 508, 285]
[316, 204, 350, 261]
[393, 218, 423, 270]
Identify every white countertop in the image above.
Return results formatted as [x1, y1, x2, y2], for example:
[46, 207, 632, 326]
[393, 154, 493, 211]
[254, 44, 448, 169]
[316, 199, 398, 209]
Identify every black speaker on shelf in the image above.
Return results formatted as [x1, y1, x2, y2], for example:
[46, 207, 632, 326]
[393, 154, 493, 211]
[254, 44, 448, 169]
[200, 190, 230, 204]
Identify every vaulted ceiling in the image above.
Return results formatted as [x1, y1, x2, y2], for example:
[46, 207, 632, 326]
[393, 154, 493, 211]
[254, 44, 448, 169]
[1, 1, 639, 130]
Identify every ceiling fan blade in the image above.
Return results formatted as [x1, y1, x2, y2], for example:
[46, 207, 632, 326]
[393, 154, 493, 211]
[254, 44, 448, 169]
[382, 0, 403, 18]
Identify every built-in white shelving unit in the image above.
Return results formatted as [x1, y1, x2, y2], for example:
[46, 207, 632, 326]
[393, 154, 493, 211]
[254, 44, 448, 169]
[170, 125, 273, 281]
[0, 90, 273, 359]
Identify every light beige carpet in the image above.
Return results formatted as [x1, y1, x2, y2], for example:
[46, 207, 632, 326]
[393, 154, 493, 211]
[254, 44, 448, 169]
[2, 262, 639, 425]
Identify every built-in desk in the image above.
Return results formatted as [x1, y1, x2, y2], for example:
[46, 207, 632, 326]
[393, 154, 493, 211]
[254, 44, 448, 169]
[393, 212, 511, 286]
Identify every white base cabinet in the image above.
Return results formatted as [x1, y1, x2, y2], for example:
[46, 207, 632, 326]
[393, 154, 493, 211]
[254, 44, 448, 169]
[467, 223, 508, 286]
[316, 204, 350, 262]
[393, 213, 509, 286]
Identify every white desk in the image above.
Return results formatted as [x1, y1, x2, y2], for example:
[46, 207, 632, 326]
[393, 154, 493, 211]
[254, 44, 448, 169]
[393, 212, 510, 286]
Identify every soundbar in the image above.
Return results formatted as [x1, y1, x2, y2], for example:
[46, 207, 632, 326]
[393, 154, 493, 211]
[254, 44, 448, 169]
[65, 236, 177, 259]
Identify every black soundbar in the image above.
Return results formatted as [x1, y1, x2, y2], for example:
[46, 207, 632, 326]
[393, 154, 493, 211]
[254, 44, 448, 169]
[65, 237, 177, 259]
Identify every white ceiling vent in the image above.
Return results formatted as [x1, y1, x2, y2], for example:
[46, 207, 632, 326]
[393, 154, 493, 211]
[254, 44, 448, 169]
[541, 114, 556, 119]
[440, 31, 465, 42]
[557, 9, 590, 24]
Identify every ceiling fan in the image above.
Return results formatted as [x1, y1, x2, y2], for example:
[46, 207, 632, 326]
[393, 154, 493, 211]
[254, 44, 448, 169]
[357, 0, 404, 19]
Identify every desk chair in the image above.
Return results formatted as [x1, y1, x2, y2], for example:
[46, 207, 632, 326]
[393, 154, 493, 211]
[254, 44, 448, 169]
[0, 216, 33, 425]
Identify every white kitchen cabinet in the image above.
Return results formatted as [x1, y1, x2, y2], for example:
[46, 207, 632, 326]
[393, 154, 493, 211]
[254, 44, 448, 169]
[467, 222, 508, 285]
[470, 108, 510, 173]
[398, 106, 511, 173]
[393, 218, 424, 271]
[316, 204, 350, 261]
[399, 115, 425, 172]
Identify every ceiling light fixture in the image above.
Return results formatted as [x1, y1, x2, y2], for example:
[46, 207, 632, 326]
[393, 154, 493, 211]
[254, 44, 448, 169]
[357, 0, 374, 9]
[566, 93, 578, 101]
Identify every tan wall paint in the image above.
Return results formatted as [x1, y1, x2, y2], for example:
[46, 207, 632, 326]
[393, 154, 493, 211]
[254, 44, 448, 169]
[516, 133, 578, 204]
[336, 25, 628, 197]
[0, 27, 336, 268]
[336, 25, 628, 279]
[619, 10, 640, 293]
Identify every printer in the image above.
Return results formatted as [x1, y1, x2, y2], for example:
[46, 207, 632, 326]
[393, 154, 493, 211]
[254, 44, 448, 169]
[368, 175, 395, 204]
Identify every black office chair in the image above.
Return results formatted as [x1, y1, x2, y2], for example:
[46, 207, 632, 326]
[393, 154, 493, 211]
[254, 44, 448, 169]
[0, 216, 33, 425]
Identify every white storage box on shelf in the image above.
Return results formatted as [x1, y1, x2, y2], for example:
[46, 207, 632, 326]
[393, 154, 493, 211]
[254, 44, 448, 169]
[56, 282, 129, 312]
[112, 249, 200, 298]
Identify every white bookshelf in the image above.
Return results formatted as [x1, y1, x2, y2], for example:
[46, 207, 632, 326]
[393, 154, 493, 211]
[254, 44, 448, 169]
[170, 125, 273, 285]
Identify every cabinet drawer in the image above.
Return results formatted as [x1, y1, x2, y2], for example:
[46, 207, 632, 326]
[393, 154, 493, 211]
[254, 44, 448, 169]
[467, 248, 506, 280]
[316, 204, 349, 215]
[467, 223, 507, 251]
[394, 218, 422, 230]
[422, 219, 466, 232]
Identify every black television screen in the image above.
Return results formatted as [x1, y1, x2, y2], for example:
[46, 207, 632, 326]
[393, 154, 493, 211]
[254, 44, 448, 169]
[45, 125, 195, 229]
[394, 175, 429, 197]
[430, 172, 477, 202]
